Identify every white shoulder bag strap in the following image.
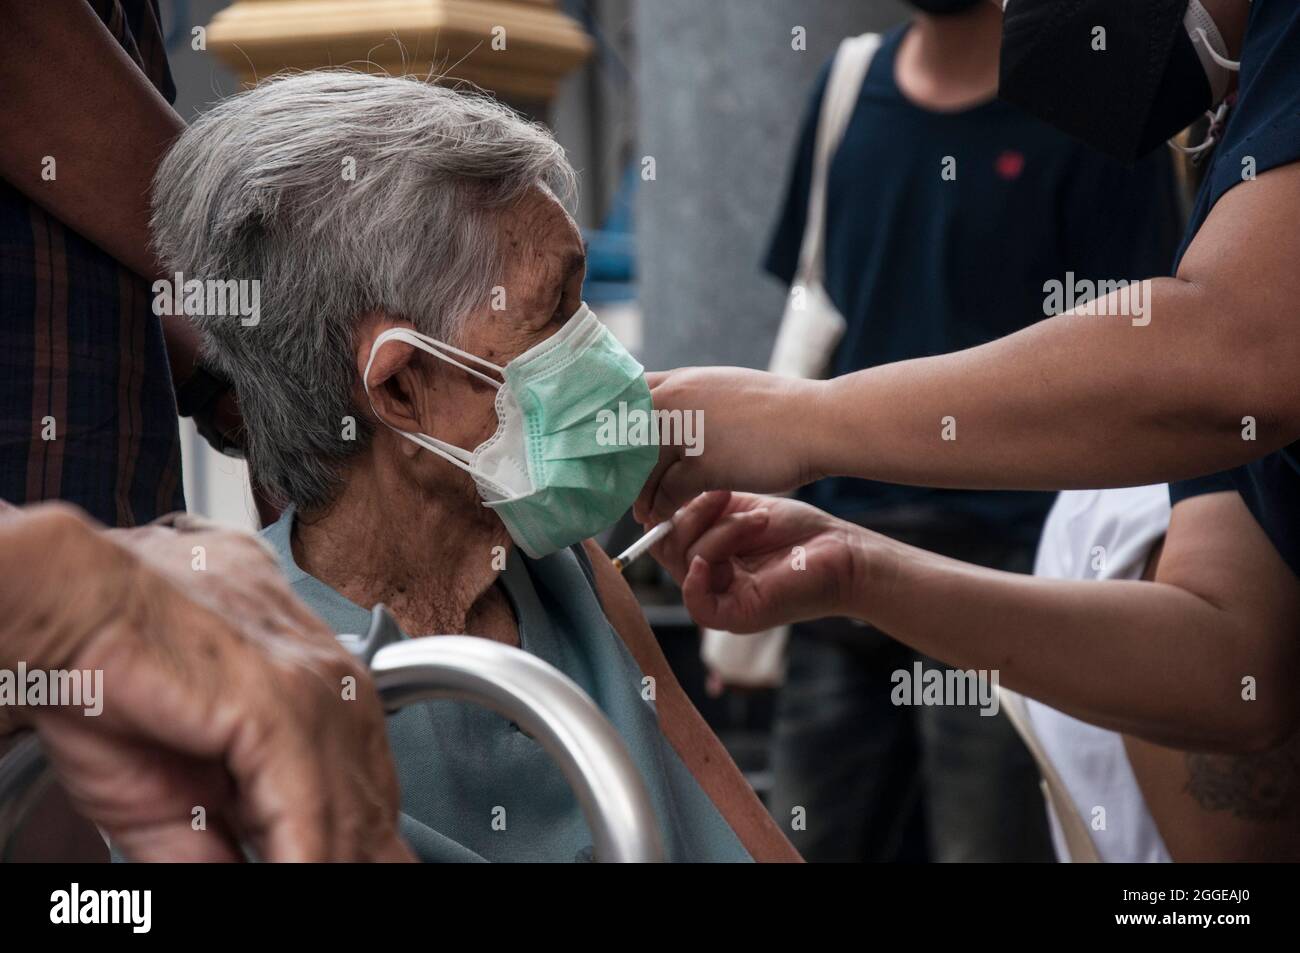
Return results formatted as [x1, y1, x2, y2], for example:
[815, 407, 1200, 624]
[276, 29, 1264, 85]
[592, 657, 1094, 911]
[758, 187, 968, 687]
[999, 687, 1103, 863]
[798, 32, 881, 287]
[702, 35, 882, 689]
[769, 33, 880, 380]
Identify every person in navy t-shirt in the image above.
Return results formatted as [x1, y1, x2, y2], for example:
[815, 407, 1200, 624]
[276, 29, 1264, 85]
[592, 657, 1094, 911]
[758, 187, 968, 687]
[752, 2, 1182, 863]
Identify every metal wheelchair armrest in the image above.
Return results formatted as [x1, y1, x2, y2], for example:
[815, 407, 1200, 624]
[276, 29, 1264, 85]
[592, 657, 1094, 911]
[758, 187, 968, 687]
[0, 606, 665, 863]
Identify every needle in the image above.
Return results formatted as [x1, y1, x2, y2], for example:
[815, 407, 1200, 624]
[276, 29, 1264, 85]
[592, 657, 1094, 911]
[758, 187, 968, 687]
[612, 516, 677, 573]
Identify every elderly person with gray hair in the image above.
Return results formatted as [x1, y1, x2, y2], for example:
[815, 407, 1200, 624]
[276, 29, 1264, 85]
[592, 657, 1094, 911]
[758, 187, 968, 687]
[151, 70, 797, 862]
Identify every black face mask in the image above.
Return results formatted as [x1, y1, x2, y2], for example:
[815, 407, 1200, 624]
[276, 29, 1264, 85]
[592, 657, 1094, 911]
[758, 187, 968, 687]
[906, 0, 985, 13]
[999, 0, 1214, 162]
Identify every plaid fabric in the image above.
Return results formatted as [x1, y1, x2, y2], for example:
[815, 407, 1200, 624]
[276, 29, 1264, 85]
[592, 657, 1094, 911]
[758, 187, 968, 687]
[0, 1, 182, 527]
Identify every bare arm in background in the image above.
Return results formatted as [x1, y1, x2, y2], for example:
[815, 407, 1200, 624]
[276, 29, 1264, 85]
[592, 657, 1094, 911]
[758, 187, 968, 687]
[0, 1, 205, 394]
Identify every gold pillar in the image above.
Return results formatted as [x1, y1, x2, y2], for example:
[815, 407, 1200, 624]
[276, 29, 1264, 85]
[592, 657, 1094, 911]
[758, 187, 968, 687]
[206, 0, 593, 104]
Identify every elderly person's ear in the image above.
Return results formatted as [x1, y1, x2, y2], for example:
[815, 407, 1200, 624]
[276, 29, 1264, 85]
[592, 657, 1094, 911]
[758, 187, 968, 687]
[357, 319, 426, 435]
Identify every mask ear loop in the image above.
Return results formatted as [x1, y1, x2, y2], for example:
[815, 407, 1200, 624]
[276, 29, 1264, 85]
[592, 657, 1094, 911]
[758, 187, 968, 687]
[378, 328, 506, 389]
[1192, 27, 1242, 73]
[1169, 10, 1243, 160]
[1168, 100, 1233, 159]
[362, 328, 510, 492]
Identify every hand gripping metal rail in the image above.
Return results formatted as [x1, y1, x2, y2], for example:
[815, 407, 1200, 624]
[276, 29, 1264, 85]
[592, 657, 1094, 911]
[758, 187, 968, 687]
[0, 606, 665, 863]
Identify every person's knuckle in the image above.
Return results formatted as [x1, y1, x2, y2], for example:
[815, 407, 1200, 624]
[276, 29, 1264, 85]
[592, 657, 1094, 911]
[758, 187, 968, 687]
[323, 646, 366, 683]
[338, 780, 388, 844]
[31, 501, 97, 548]
[291, 791, 334, 842]
[300, 648, 368, 710]
[270, 654, 327, 707]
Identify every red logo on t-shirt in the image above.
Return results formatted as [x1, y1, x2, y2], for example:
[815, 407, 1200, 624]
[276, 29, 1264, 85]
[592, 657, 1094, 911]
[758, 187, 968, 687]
[995, 150, 1025, 180]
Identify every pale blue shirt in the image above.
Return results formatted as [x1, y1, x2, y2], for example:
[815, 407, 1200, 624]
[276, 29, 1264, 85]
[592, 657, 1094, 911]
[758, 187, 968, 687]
[262, 508, 751, 862]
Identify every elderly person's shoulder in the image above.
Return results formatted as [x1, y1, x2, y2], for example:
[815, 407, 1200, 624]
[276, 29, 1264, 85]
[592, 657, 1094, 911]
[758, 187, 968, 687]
[257, 506, 758, 863]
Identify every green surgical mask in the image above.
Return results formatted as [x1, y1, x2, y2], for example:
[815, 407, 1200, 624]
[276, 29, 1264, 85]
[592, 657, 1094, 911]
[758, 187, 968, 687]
[364, 303, 657, 558]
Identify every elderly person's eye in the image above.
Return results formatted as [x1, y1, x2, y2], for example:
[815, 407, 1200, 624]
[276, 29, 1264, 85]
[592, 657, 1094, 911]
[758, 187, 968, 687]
[551, 297, 574, 324]
[552, 254, 586, 324]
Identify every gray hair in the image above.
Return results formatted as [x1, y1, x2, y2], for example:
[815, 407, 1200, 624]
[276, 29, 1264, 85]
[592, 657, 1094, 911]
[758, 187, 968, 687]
[151, 70, 576, 511]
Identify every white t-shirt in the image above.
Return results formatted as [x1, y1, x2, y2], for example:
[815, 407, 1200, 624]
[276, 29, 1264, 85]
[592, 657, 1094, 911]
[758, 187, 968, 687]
[1007, 485, 1173, 863]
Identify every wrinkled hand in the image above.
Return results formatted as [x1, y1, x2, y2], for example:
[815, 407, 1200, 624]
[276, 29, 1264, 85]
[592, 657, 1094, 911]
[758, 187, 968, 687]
[649, 491, 872, 634]
[2, 504, 412, 862]
[634, 368, 828, 526]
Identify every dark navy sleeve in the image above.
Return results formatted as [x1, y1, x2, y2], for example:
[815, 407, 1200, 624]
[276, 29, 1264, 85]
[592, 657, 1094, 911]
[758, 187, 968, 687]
[1170, 470, 1238, 506]
[762, 60, 833, 287]
[1165, 3, 1300, 576]
[1059, 146, 1184, 283]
